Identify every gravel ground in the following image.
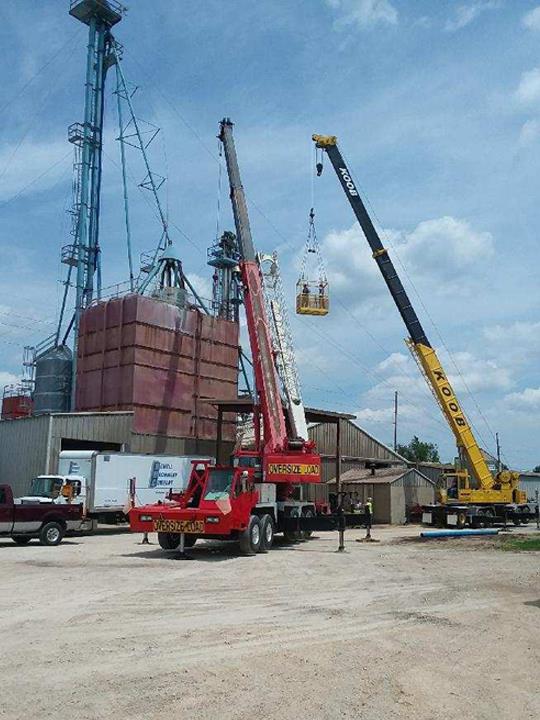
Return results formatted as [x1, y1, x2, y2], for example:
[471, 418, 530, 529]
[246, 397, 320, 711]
[1, 525, 539, 720]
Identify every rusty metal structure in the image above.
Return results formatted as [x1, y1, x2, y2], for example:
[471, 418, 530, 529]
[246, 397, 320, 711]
[75, 294, 239, 443]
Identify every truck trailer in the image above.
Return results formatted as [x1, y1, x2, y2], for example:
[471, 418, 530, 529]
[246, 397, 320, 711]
[29, 451, 212, 527]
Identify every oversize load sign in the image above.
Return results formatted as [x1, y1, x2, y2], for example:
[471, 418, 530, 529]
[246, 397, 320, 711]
[268, 463, 320, 477]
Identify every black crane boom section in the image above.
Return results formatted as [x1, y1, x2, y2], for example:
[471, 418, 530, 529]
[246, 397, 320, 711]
[318, 139, 431, 348]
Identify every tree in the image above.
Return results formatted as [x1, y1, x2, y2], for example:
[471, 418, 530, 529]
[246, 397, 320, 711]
[396, 436, 441, 463]
[533, 465, 540, 474]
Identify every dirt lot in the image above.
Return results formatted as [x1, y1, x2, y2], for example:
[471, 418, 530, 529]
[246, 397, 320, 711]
[1, 525, 539, 720]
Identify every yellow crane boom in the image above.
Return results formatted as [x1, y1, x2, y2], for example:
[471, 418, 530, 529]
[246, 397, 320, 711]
[313, 133, 524, 505]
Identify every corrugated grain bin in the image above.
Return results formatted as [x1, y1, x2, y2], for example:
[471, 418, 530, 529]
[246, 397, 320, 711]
[75, 294, 239, 441]
[33, 345, 73, 415]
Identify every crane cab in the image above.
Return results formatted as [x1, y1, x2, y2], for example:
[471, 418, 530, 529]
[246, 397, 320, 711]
[296, 279, 329, 316]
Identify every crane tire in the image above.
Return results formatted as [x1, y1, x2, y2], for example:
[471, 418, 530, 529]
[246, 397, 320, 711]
[301, 507, 315, 539]
[239, 515, 262, 556]
[157, 532, 181, 550]
[258, 514, 274, 553]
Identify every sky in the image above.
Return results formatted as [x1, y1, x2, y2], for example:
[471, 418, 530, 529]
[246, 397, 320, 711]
[0, 0, 539, 469]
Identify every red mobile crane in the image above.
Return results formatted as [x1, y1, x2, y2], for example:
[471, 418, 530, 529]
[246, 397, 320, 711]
[130, 119, 321, 555]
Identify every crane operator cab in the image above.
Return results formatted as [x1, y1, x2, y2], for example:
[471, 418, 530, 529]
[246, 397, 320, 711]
[296, 208, 329, 316]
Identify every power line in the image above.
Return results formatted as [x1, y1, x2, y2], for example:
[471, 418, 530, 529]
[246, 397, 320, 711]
[0, 29, 82, 120]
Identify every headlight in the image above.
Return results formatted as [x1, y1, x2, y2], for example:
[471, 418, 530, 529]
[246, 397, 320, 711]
[206, 516, 220, 524]
[140, 514, 153, 522]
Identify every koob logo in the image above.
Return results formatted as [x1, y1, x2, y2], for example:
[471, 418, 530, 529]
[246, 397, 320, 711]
[338, 168, 358, 196]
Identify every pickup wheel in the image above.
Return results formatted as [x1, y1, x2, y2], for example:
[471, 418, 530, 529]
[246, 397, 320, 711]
[239, 515, 261, 556]
[12, 536, 32, 545]
[258, 514, 274, 553]
[39, 521, 64, 546]
[157, 532, 181, 550]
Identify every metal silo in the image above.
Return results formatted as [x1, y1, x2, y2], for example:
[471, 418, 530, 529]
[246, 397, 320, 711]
[33, 346, 73, 415]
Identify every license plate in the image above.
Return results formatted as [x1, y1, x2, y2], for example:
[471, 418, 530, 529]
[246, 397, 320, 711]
[153, 519, 204, 534]
[422, 513, 432, 524]
[447, 515, 458, 526]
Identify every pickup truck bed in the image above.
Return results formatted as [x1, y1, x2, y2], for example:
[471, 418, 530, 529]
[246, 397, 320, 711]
[0, 484, 82, 546]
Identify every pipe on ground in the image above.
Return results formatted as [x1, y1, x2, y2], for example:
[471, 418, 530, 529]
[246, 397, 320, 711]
[421, 528, 499, 538]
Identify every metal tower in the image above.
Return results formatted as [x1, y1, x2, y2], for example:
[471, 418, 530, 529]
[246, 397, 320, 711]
[65, 0, 125, 405]
[207, 231, 242, 322]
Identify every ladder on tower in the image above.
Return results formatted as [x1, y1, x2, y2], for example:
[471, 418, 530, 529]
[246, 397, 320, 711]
[258, 252, 308, 441]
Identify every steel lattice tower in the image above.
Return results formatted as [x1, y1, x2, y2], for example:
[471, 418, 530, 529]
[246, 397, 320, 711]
[67, 0, 125, 405]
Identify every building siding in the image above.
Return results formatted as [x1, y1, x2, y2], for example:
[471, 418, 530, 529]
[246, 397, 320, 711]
[0, 415, 50, 497]
[519, 473, 540, 503]
[309, 419, 404, 464]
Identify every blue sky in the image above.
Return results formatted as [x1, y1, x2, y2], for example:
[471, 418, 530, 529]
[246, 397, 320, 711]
[0, 0, 539, 469]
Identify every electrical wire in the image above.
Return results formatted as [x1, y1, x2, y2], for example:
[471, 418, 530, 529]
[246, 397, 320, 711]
[0, 29, 82, 120]
[0, 150, 72, 209]
[0, 36, 80, 183]
[340, 147, 503, 460]
[112, 45, 515, 461]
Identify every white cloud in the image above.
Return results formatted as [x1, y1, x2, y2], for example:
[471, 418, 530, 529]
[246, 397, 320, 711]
[505, 387, 540, 410]
[516, 67, 540, 104]
[396, 216, 494, 273]
[326, 0, 398, 29]
[0, 371, 20, 388]
[319, 215, 494, 307]
[522, 6, 540, 31]
[355, 402, 418, 425]
[185, 272, 213, 303]
[0, 138, 71, 203]
[445, 351, 513, 393]
[483, 321, 540, 365]
[518, 118, 540, 146]
[484, 320, 540, 345]
[445, 1, 500, 32]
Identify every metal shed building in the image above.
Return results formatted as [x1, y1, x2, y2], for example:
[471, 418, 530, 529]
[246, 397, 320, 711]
[327, 466, 435, 524]
[0, 411, 221, 497]
[519, 472, 540, 503]
[308, 419, 406, 484]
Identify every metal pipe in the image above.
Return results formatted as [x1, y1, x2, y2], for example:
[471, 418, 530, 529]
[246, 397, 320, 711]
[420, 529, 499, 538]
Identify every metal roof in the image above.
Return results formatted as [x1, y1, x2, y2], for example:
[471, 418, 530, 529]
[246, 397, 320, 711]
[327, 465, 434, 486]
[207, 397, 355, 424]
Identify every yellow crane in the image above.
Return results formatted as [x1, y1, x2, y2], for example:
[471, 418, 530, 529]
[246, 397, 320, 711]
[313, 134, 528, 524]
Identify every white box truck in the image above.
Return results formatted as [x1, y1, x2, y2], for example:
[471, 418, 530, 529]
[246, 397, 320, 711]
[29, 451, 213, 527]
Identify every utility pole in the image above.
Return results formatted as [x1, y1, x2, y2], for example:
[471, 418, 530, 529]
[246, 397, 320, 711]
[393, 390, 398, 451]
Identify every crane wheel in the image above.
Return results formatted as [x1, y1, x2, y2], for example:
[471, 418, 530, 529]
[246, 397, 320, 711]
[456, 512, 467, 529]
[239, 515, 262, 556]
[157, 532, 181, 550]
[258, 514, 274, 553]
[301, 507, 315, 539]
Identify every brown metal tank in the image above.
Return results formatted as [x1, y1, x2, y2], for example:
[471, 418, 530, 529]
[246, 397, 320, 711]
[1, 391, 33, 420]
[75, 294, 239, 441]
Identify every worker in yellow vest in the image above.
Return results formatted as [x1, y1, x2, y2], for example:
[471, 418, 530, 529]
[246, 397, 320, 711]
[364, 497, 373, 537]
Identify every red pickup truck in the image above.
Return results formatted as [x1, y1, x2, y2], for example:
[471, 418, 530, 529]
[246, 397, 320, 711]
[0, 484, 83, 546]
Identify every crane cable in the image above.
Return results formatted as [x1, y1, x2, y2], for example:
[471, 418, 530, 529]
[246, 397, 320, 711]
[119, 51, 502, 457]
[340, 146, 505, 464]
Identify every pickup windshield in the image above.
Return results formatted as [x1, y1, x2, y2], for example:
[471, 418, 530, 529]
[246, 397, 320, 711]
[203, 470, 233, 501]
[31, 477, 63, 498]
